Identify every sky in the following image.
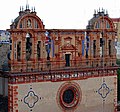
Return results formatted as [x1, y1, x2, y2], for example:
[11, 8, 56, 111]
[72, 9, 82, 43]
[0, 0, 120, 30]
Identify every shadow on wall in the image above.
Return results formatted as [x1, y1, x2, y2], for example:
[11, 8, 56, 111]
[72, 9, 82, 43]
[117, 61, 120, 102]
[0, 95, 8, 112]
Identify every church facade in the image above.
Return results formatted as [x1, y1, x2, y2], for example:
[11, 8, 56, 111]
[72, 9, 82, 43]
[1, 5, 118, 112]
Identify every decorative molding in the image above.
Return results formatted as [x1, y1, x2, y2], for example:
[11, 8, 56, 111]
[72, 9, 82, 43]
[8, 68, 117, 84]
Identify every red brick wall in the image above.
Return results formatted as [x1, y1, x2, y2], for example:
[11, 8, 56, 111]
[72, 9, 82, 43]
[8, 85, 18, 112]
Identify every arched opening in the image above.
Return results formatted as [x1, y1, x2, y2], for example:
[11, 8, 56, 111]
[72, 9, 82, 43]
[27, 19, 32, 28]
[17, 41, 21, 61]
[26, 33, 32, 60]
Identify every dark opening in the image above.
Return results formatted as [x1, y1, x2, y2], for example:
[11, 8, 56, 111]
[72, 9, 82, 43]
[17, 42, 21, 61]
[65, 54, 70, 67]
[37, 41, 41, 59]
[93, 40, 96, 58]
[26, 34, 32, 60]
[100, 38, 103, 47]
[86, 50, 88, 58]
[109, 40, 111, 56]
[112, 63, 114, 66]
[63, 89, 74, 104]
[10, 45, 12, 50]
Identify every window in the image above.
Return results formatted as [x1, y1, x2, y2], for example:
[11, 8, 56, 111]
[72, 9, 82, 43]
[57, 83, 81, 110]
[106, 21, 110, 28]
[10, 45, 12, 50]
[86, 50, 88, 58]
[37, 41, 41, 59]
[26, 33, 32, 60]
[95, 21, 100, 28]
[27, 19, 32, 28]
[65, 54, 70, 67]
[108, 40, 111, 56]
[63, 89, 74, 104]
[17, 42, 21, 60]
[34, 20, 39, 28]
[93, 40, 96, 58]
[23, 19, 26, 28]
[86, 36, 89, 58]
[19, 22, 22, 28]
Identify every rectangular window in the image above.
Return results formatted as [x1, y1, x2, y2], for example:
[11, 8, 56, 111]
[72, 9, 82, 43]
[86, 50, 88, 58]
[93, 40, 96, 58]
[109, 40, 111, 56]
[65, 54, 70, 67]
[37, 41, 41, 59]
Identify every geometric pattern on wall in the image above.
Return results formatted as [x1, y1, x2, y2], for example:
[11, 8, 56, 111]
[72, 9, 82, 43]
[24, 91, 39, 108]
[98, 82, 111, 99]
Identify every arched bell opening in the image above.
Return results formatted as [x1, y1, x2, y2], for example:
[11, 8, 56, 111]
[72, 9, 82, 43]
[26, 33, 32, 61]
[17, 41, 21, 61]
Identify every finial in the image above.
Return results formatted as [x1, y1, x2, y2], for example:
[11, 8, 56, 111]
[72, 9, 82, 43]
[26, 4, 27, 9]
[34, 7, 36, 12]
[94, 9, 97, 17]
[31, 7, 33, 12]
[20, 6, 21, 11]
[26, 0, 30, 10]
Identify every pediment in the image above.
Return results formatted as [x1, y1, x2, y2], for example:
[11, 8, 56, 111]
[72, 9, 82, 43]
[61, 44, 76, 50]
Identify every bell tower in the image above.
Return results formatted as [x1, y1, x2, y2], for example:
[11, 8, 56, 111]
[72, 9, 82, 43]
[8, 4, 45, 72]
